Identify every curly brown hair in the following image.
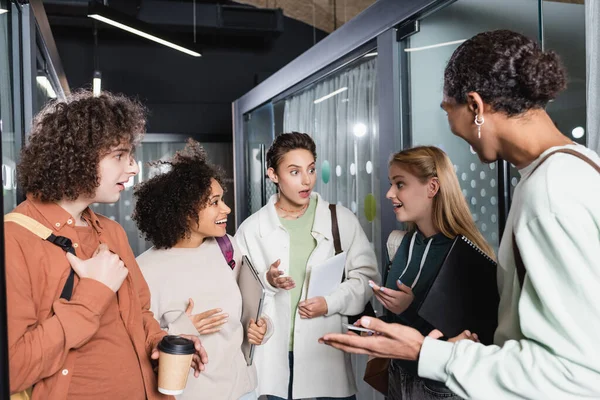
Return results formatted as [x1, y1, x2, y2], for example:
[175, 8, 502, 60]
[444, 30, 567, 116]
[17, 90, 146, 202]
[132, 139, 225, 249]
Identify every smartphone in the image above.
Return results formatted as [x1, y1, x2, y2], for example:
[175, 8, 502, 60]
[343, 323, 377, 335]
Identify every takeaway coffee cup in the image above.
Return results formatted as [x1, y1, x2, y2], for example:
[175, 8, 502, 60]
[157, 335, 196, 395]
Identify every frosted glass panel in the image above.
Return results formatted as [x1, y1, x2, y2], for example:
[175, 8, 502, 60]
[405, 0, 540, 251]
[282, 55, 379, 250]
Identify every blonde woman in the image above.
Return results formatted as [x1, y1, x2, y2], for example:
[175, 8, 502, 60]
[368, 146, 493, 400]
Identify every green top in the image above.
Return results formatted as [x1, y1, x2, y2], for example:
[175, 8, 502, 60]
[279, 197, 317, 351]
[385, 229, 454, 375]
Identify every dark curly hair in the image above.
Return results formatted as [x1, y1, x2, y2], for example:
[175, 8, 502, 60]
[132, 139, 225, 249]
[18, 90, 146, 202]
[444, 30, 567, 116]
[266, 132, 317, 171]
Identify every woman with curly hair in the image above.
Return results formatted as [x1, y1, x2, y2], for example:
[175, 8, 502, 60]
[322, 30, 600, 399]
[5, 90, 206, 400]
[134, 140, 272, 400]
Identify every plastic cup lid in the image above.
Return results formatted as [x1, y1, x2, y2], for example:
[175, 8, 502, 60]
[158, 335, 196, 355]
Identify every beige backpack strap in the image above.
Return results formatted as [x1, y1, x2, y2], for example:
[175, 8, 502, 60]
[386, 230, 407, 262]
[4, 213, 53, 240]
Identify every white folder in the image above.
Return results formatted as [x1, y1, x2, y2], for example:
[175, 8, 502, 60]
[239, 255, 266, 366]
[306, 252, 347, 299]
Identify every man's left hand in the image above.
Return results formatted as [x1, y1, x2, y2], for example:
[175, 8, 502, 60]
[320, 317, 479, 360]
[319, 317, 424, 360]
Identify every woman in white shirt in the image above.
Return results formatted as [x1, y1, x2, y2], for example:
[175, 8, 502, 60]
[235, 132, 380, 400]
[134, 140, 272, 400]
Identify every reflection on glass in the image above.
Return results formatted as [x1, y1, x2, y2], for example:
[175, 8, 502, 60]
[543, 0, 586, 144]
[1, 10, 18, 214]
[509, 0, 585, 197]
[244, 103, 275, 216]
[405, 0, 540, 252]
[280, 55, 380, 251]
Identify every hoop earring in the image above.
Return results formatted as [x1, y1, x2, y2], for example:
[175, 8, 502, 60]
[474, 114, 484, 139]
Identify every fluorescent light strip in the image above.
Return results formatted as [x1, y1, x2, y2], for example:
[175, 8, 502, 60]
[313, 87, 348, 104]
[404, 39, 466, 53]
[88, 14, 201, 57]
[36, 76, 57, 98]
[93, 77, 101, 97]
[0, 9, 8, 14]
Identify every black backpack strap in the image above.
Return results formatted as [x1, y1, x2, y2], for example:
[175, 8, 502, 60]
[329, 204, 342, 255]
[5, 213, 77, 301]
[329, 204, 347, 282]
[47, 234, 76, 300]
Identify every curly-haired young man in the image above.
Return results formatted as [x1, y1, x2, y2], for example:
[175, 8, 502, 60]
[5, 91, 207, 400]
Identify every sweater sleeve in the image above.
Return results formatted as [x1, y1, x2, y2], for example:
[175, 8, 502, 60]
[325, 207, 380, 316]
[418, 209, 600, 398]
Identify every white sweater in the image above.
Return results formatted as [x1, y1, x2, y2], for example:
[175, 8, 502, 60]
[419, 144, 600, 399]
[137, 236, 259, 400]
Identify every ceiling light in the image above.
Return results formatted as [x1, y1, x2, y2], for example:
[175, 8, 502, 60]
[314, 87, 348, 104]
[0, 9, 8, 15]
[572, 126, 585, 139]
[93, 70, 102, 97]
[353, 123, 367, 137]
[405, 39, 466, 53]
[88, 3, 201, 57]
[36, 76, 57, 98]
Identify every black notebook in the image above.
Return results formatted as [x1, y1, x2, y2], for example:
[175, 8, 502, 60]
[417, 235, 499, 345]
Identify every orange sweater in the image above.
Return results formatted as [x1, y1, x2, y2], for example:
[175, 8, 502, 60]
[5, 197, 172, 400]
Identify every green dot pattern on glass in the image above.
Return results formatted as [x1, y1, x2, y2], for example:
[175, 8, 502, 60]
[321, 160, 330, 184]
[364, 193, 376, 222]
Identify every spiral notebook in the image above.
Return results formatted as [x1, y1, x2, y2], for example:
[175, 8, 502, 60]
[417, 235, 499, 345]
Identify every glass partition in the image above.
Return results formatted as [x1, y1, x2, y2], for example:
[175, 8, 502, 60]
[402, 0, 540, 252]
[243, 102, 276, 217]
[1, 7, 18, 214]
[543, 0, 586, 145]
[507, 1, 586, 197]
[279, 53, 380, 250]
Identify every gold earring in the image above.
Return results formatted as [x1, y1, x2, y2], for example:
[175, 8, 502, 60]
[475, 114, 484, 139]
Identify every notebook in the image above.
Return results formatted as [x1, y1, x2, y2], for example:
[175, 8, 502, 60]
[417, 236, 499, 345]
[239, 255, 266, 365]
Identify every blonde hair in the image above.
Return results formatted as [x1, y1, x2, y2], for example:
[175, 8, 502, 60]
[390, 146, 495, 259]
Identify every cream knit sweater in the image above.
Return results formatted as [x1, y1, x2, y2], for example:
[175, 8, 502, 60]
[138, 236, 260, 400]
